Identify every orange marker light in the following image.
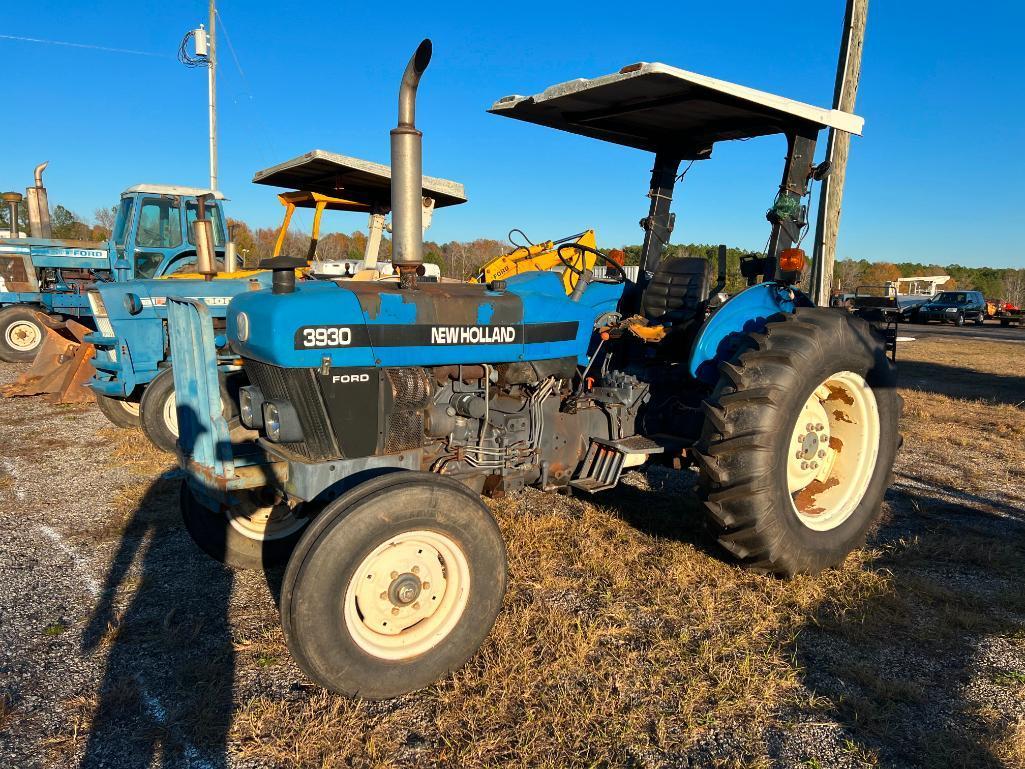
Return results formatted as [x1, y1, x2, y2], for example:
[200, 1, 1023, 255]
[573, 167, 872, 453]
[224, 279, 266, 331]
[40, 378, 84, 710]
[779, 248, 806, 272]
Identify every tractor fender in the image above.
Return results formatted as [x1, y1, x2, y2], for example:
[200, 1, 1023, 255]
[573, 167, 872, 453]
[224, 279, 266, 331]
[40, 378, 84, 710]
[688, 282, 813, 383]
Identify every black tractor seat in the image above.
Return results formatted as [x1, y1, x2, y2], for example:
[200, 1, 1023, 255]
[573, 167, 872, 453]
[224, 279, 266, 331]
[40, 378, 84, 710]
[641, 256, 711, 327]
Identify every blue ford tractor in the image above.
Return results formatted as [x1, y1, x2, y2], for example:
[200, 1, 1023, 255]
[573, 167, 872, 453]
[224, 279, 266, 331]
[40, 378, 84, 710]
[168, 41, 899, 699]
[85, 152, 467, 450]
[0, 164, 229, 368]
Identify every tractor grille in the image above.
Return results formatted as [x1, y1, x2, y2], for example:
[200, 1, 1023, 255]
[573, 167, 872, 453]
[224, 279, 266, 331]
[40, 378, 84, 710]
[383, 367, 432, 453]
[243, 359, 341, 461]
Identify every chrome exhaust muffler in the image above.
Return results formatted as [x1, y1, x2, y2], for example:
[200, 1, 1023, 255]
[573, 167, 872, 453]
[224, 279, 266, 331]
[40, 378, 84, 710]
[390, 39, 432, 290]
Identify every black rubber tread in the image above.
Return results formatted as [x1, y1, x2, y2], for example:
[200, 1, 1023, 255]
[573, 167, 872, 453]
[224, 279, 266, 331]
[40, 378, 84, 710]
[139, 367, 236, 453]
[693, 307, 900, 576]
[280, 472, 507, 699]
[0, 305, 47, 362]
[179, 481, 307, 570]
[94, 394, 141, 428]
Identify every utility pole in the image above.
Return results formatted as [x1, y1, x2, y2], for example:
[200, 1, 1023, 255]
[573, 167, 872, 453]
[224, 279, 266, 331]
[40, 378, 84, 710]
[810, 0, 867, 305]
[207, 0, 218, 191]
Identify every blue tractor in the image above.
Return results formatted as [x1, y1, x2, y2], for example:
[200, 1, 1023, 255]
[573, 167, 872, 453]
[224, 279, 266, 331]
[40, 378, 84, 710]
[85, 152, 467, 449]
[168, 41, 899, 699]
[0, 167, 231, 411]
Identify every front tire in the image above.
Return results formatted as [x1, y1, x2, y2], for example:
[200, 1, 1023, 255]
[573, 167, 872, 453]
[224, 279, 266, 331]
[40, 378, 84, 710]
[180, 482, 308, 570]
[139, 367, 235, 453]
[954, 313, 965, 327]
[0, 306, 48, 362]
[95, 393, 142, 428]
[281, 472, 507, 699]
[695, 308, 899, 576]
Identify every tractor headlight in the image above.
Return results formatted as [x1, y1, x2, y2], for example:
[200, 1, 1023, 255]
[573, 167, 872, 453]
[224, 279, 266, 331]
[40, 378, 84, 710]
[123, 293, 144, 315]
[262, 399, 303, 443]
[236, 311, 249, 342]
[239, 386, 264, 428]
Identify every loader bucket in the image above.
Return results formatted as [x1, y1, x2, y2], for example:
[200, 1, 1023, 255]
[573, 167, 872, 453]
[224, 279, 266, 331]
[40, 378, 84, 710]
[1, 314, 96, 404]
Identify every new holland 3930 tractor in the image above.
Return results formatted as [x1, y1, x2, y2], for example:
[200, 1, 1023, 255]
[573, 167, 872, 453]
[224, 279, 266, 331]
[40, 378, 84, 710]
[168, 41, 899, 699]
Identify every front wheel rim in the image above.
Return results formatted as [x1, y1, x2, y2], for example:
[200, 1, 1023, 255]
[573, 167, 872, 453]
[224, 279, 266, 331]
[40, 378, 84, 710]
[786, 370, 880, 532]
[5, 320, 42, 352]
[163, 391, 179, 438]
[344, 529, 470, 661]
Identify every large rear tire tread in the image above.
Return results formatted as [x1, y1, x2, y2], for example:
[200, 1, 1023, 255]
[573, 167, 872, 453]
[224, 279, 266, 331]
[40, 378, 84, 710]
[693, 308, 900, 576]
[280, 472, 507, 699]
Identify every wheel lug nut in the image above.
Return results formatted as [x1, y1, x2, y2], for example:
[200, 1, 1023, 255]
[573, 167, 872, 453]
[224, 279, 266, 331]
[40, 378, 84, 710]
[806, 423, 814, 431]
[818, 450, 826, 458]
[811, 461, 818, 469]
[413, 602, 420, 610]
[422, 582, 430, 590]
[815, 423, 824, 431]
[379, 591, 388, 600]
[391, 607, 400, 615]
[797, 434, 805, 443]
[390, 571, 398, 579]
[801, 461, 808, 470]
[795, 451, 803, 459]
[411, 566, 420, 575]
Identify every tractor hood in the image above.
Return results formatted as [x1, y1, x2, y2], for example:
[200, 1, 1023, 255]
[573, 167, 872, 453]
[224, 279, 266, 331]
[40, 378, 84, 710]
[227, 271, 623, 368]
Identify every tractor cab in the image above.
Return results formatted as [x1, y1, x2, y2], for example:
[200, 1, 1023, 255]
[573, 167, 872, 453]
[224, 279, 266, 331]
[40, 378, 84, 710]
[114, 185, 229, 279]
[252, 150, 466, 280]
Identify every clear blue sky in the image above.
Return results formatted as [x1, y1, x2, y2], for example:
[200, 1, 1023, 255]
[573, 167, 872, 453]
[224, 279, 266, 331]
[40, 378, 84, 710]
[3, 1, 1023, 267]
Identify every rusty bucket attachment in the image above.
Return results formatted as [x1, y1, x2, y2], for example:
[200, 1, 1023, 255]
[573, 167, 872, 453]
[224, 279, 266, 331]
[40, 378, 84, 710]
[1, 313, 96, 404]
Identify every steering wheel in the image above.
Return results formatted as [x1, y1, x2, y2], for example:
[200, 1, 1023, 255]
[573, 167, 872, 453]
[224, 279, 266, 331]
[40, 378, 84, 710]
[557, 243, 627, 284]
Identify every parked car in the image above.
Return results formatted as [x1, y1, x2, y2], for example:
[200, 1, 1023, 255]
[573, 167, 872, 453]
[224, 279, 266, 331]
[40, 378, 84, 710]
[911, 290, 987, 326]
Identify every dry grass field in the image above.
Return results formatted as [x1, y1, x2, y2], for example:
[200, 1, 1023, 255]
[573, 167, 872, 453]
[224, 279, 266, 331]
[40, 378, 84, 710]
[1, 334, 1023, 768]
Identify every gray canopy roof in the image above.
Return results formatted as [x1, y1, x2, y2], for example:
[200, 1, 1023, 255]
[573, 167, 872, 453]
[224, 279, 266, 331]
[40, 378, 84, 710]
[490, 62, 863, 158]
[253, 150, 467, 209]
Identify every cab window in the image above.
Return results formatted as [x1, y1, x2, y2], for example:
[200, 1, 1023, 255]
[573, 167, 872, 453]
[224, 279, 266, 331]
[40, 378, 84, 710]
[136, 198, 183, 249]
[113, 197, 134, 246]
[185, 201, 226, 247]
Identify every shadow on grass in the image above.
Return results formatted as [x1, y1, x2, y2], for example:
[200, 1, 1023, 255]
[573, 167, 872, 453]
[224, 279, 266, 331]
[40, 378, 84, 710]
[81, 423, 235, 769]
[899, 358, 1025, 407]
[793, 483, 1025, 768]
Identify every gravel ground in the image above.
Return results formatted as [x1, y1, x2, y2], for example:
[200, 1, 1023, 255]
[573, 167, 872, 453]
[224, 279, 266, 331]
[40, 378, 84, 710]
[1, 344, 1023, 768]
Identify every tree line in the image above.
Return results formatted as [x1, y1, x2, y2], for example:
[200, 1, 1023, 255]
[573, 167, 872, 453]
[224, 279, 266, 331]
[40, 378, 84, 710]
[11, 203, 1023, 306]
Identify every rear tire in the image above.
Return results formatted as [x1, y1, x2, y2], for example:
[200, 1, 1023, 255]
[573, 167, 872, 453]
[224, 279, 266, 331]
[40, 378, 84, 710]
[281, 472, 507, 699]
[180, 481, 308, 570]
[139, 367, 235, 453]
[0, 306, 47, 362]
[95, 393, 142, 428]
[694, 308, 900, 576]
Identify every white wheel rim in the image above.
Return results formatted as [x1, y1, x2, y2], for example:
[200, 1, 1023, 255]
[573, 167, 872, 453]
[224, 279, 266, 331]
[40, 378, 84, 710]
[121, 400, 141, 417]
[227, 493, 306, 541]
[5, 320, 42, 352]
[786, 370, 880, 532]
[163, 391, 179, 438]
[344, 529, 470, 661]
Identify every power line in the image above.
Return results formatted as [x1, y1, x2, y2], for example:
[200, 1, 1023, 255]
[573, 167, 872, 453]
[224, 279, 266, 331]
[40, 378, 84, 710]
[0, 33, 171, 59]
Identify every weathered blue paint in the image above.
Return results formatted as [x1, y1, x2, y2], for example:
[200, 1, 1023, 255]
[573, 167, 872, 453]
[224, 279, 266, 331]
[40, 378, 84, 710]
[87, 272, 271, 399]
[688, 282, 812, 383]
[226, 271, 623, 369]
[0, 191, 229, 324]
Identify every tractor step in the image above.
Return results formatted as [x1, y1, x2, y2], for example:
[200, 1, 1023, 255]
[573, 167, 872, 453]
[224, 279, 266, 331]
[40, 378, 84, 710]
[569, 435, 667, 493]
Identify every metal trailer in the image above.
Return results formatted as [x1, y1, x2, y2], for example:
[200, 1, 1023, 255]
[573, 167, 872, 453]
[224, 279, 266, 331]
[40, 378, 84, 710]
[167, 42, 899, 700]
